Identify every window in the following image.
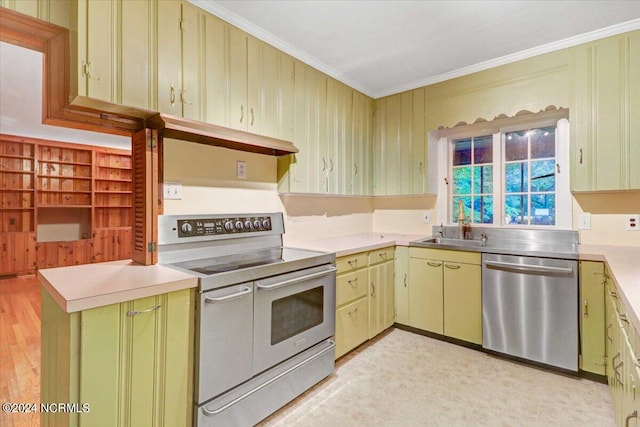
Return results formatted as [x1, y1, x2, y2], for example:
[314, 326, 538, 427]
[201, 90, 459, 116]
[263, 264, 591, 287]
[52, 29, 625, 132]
[440, 115, 570, 228]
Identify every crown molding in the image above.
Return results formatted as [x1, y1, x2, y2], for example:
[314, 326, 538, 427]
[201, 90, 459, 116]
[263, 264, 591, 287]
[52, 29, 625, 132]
[189, 1, 640, 100]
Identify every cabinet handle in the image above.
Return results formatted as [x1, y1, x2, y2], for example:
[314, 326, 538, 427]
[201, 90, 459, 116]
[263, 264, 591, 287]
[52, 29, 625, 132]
[250, 107, 254, 126]
[379, 252, 387, 260]
[83, 61, 101, 81]
[170, 85, 176, 106]
[403, 273, 407, 287]
[427, 261, 442, 268]
[610, 290, 618, 298]
[240, 105, 244, 123]
[626, 410, 638, 427]
[579, 148, 583, 164]
[583, 299, 588, 318]
[2, 243, 6, 251]
[444, 263, 460, 270]
[347, 259, 358, 267]
[371, 282, 375, 296]
[127, 304, 161, 317]
[329, 158, 334, 172]
[353, 163, 358, 175]
[180, 89, 192, 105]
[606, 324, 613, 342]
[619, 313, 630, 323]
[321, 157, 326, 172]
[419, 161, 423, 174]
[348, 307, 358, 317]
[348, 278, 358, 286]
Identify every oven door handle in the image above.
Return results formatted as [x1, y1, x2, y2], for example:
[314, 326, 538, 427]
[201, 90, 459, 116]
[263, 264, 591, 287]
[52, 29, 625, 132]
[484, 260, 573, 275]
[256, 266, 337, 290]
[201, 340, 336, 416]
[204, 286, 252, 303]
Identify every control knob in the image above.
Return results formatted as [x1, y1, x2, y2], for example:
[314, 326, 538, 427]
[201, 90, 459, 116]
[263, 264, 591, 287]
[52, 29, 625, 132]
[235, 220, 244, 231]
[244, 220, 252, 230]
[224, 221, 234, 232]
[262, 218, 271, 229]
[253, 220, 261, 229]
[181, 222, 193, 234]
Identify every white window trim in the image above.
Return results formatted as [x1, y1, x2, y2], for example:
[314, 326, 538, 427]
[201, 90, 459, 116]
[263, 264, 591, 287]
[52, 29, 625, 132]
[436, 118, 572, 229]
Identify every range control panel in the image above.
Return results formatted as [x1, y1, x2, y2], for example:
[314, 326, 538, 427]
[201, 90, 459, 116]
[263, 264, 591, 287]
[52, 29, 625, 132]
[177, 216, 272, 237]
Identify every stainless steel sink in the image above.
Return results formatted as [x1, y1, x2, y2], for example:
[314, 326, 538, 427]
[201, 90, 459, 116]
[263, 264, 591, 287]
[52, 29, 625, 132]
[416, 237, 484, 247]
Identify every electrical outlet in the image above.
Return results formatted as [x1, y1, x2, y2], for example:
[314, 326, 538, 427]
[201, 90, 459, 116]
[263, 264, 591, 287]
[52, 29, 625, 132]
[163, 182, 182, 200]
[237, 161, 247, 179]
[578, 213, 591, 230]
[625, 214, 640, 231]
[422, 211, 431, 224]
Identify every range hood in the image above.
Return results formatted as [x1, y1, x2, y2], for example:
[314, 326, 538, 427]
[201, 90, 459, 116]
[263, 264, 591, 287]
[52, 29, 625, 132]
[147, 113, 298, 156]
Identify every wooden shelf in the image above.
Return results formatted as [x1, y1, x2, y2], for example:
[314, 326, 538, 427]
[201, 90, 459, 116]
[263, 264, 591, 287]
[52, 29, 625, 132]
[38, 159, 92, 166]
[0, 154, 34, 160]
[0, 188, 35, 191]
[95, 205, 132, 208]
[38, 205, 92, 208]
[95, 178, 132, 182]
[39, 190, 92, 194]
[1, 207, 34, 210]
[95, 190, 132, 194]
[38, 175, 92, 180]
[96, 164, 131, 170]
[1, 170, 34, 174]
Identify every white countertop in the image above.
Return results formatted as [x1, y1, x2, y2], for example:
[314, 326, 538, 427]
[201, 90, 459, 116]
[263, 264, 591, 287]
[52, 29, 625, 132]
[579, 244, 640, 334]
[38, 259, 198, 313]
[290, 233, 427, 257]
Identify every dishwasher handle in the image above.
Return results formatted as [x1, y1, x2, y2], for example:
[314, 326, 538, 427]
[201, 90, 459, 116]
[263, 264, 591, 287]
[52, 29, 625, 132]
[484, 260, 573, 275]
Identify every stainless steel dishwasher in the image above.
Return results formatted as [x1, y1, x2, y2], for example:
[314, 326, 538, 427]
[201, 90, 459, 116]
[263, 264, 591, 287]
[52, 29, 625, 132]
[482, 253, 578, 371]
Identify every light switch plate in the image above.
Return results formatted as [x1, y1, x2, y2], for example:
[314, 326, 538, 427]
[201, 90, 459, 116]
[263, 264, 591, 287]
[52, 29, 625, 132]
[163, 182, 182, 200]
[577, 213, 591, 230]
[422, 211, 431, 224]
[625, 214, 640, 231]
[237, 161, 247, 179]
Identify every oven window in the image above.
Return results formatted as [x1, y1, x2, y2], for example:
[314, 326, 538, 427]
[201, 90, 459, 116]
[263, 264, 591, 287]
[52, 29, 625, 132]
[271, 286, 323, 345]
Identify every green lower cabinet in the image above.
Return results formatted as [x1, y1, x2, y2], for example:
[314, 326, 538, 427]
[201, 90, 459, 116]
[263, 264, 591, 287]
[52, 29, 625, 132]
[407, 248, 481, 344]
[394, 246, 410, 325]
[41, 287, 194, 427]
[579, 261, 606, 375]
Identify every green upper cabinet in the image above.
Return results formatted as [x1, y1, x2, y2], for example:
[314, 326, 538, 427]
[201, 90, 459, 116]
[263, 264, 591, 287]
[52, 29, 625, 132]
[76, 0, 156, 110]
[325, 79, 354, 194]
[1, 0, 72, 32]
[157, 0, 202, 120]
[352, 90, 373, 196]
[572, 30, 640, 192]
[372, 89, 429, 196]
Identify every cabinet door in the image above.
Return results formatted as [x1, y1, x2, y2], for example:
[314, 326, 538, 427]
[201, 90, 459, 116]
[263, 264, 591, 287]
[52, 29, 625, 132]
[408, 257, 443, 333]
[79, 289, 193, 427]
[372, 97, 385, 195]
[398, 91, 412, 195]
[411, 87, 427, 194]
[203, 13, 227, 126]
[443, 262, 482, 344]
[572, 31, 640, 191]
[227, 25, 248, 130]
[120, 0, 155, 109]
[383, 94, 401, 195]
[157, 0, 182, 115]
[579, 261, 606, 375]
[78, 0, 115, 102]
[368, 260, 394, 339]
[0, 233, 10, 274]
[394, 246, 410, 325]
[352, 91, 372, 196]
[181, 2, 202, 121]
[335, 297, 369, 359]
[278, 52, 296, 142]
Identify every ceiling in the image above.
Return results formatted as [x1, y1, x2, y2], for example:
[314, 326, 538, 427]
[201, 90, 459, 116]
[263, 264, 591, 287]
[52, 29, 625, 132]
[194, 0, 640, 98]
[0, 42, 130, 149]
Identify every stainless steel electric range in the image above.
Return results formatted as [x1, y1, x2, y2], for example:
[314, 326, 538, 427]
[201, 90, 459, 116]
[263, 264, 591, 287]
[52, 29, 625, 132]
[158, 213, 336, 427]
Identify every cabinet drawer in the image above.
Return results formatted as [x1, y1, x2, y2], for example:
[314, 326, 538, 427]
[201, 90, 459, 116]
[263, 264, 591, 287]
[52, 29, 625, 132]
[336, 252, 368, 273]
[368, 247, 394, 265]
[408, 247, 480, 265]
[335, 297, 369, 359]
[336, 269, 368, 307]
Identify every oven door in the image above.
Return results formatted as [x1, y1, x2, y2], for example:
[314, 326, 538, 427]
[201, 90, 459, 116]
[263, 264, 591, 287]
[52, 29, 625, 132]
[253, 264, 336, 374]
[197, 282, 254, 403]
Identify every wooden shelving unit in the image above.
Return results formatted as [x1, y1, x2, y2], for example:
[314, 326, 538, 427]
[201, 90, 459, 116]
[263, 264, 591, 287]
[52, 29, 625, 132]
[0, 137, 37, 275]
[1, 136, 132, 275]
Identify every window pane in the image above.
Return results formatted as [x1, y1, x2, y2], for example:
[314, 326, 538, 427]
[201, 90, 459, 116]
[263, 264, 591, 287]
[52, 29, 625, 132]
[505, 162, 528, 193]
[452, 196, 471, 224]
[505, 195, 529, 225]
[473, 165, 493, 194]
[531, 127, 555, 159]
[473, 196, 493, 224]
[453, 166, 471, 195]
[531, 194, 556, 225]
[530, 160, 556, 192]
[505, 131, 528, 161]
[474, 135, 493, 164]
[453, 138, 471, 166]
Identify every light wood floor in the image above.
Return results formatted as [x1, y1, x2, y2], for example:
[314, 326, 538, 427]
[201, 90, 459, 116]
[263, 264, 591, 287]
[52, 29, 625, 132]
[0, 275, 40, 427]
